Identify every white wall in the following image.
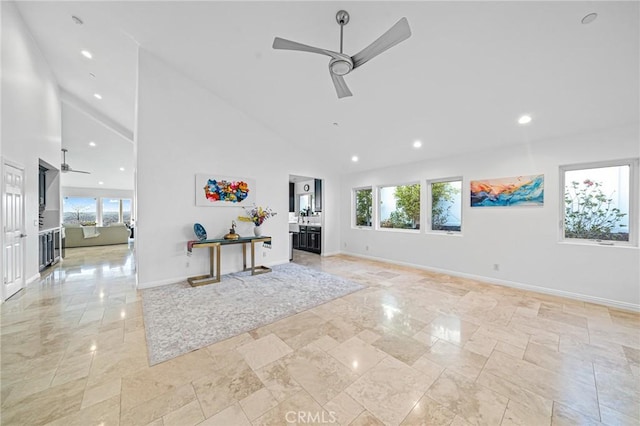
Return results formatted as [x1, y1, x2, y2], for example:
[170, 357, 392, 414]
[135, 50, 340, 288]
[340, 125, 640, 309]
[61, 186, 134, 202]
[1, 1, 61, 284]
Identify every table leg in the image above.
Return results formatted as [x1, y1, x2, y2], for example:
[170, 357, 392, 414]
[215, 244, 221, 283]
[187, 243, 222, 286]
[251, 240, 256, 274]
[242, 243, 247, 271]
[209, 246, 215, 277]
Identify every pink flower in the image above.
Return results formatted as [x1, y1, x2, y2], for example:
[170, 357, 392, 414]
[583, 179, 594, 187]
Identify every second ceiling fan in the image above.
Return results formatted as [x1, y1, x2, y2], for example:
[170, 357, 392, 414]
[61, 148, 90, 174]
[273, 10, 412, 98]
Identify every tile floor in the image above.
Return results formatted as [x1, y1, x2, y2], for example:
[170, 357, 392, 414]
[1, 245, 638, 425]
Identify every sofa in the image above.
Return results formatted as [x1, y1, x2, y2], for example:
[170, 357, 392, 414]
[63, 223, 131, 248]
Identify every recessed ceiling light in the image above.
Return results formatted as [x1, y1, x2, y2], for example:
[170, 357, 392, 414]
[98, 181, 104, 185]
[413, 140, 422, 148]
[81, 50, 92, 59]
[518, 115, 532, 125]
[581, 13, 598, 24]
[93, 93, 102, 100]
[89, 72, 96, 78]
[119, 167, 125, 171]
[351, 156, 359, 162]
[89, 141, 96, 147]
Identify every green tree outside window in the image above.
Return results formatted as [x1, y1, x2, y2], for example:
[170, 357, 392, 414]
[355, 189, 372, 226]
[564, 179, 628, 241]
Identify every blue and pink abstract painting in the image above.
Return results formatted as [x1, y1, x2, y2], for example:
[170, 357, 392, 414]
[470, 174, 544, 207]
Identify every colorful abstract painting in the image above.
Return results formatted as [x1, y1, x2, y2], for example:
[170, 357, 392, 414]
[195, 174, 256, 206]
[470, 174, 544, 207]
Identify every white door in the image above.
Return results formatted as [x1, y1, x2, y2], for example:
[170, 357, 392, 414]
[3, 163, 25, 300]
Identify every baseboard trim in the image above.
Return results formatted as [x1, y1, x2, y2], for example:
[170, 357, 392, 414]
[27, 273, 41, 285]
[322, 251, 341, 257]
[138, 259, 292, 290]
[339, 251, 640, 312]
[137, 276, 185, 290]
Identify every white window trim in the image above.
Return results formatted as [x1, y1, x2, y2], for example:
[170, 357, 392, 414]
[101, 197, 133, 225]
[377, 181, 422, 232]
[352, 186, 374, 229]
[63, 196, 98, 224]
[64, 196, 133, 226]
[559, 158, 638, 247]
[426, 176, 463, 235]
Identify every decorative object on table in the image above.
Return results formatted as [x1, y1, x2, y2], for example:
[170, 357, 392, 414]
[223, 220, 239, 240]
[193, 223, 207, 241]
[141, 263, 365, 365]
[470, 174, 544, 207]
[195, 174, 256, 206]
[238, 205, 277, 237]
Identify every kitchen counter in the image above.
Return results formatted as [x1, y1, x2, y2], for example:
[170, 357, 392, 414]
[39, 226, 61, 233]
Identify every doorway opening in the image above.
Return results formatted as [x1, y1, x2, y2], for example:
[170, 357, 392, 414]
[289, 174, 323, 262]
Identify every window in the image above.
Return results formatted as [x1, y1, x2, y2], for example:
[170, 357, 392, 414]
[379, 183, 420, 230]
[63, 197, 97, 225]
[561, 160, 637, 244]
[354, 188, 372, 227]
[102, 198, 132, 226]
[429, 179, 462, 232]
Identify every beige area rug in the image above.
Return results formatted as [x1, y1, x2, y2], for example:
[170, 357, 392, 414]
[141, 263, 364, 365]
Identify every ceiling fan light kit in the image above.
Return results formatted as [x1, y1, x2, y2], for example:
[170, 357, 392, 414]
[273, 10, 411, 98]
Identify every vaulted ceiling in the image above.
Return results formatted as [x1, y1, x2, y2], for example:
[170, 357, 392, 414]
[15, 1, 639, 189]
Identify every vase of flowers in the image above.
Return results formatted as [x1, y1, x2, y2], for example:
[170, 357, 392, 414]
[238, 205, 277, 237]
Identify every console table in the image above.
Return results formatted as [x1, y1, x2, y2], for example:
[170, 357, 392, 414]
[186, 236, 272, 286]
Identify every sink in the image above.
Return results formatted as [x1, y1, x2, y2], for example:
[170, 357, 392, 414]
[288, 223, 300, 232]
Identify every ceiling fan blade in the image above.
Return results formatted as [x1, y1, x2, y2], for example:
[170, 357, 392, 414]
[273, 37, 342, 60]
[330, 72, 353, 98]
[70, 169, 91, 174]
[351, 17, 411, 69]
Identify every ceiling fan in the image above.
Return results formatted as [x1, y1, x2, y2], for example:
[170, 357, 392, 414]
[273, 10, 411, 98]
[61, 148, 90, 174]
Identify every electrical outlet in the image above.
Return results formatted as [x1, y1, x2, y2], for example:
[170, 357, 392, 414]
[365, 245, 369, 251]
[493, 264, 500, 271]
[344, 242, 347, 247]
[186, 261, 190, 268]
[263, 252, 266, 257]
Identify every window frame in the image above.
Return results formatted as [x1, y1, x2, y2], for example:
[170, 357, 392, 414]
[352, 186, 374, 229]
[559, 158, 638, 247]
[377, 181, 422, 232]
[62, 196, 98, 225]
[101, 198, 132, 226]
[426, 177, 463, 235]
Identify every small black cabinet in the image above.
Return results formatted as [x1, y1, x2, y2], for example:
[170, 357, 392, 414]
[307, 226, 321, 253]
[314, 179, 322, 212]
[39, 228, 61, 271]
[298, 226, 308, 249]
[289, 182, 295, 213]
[297, 225, 320, 254]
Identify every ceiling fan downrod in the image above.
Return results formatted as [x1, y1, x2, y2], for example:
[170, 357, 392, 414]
[336, 10, 349, 54]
